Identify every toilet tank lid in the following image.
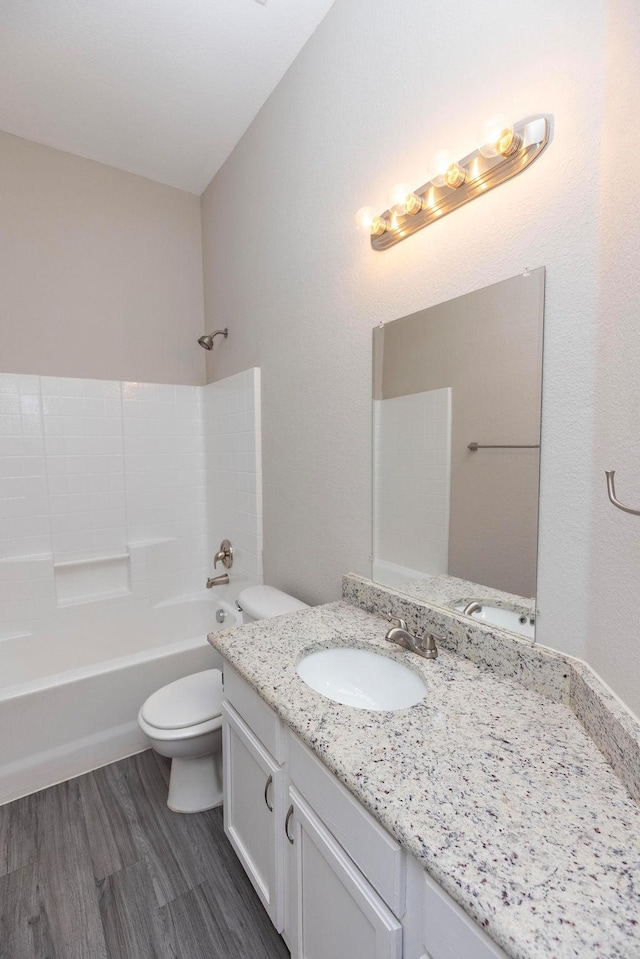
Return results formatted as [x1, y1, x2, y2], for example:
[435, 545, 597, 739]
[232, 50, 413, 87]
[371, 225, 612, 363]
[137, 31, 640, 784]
[238, 585, 309, 619]
[141, 669, 223, 730]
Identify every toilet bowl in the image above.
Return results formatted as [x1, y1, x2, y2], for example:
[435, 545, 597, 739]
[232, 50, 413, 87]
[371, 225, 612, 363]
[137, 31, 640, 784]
[138, 586, 309, 813]
[138, 669, 224, 813]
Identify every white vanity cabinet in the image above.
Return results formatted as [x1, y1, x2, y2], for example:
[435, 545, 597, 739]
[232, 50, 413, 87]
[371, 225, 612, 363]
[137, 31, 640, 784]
[222, 663, 507, 959]
[222, 668, 289, 931]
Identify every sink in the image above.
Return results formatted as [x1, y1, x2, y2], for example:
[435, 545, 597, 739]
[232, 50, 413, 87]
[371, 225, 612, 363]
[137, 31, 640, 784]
[455, 603, 535, 639]
[296, 647, 426, 710]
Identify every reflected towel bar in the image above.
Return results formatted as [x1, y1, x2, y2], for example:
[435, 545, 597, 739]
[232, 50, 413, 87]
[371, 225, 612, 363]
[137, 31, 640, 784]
[467, 442, 540, 451]
[605, 470, 640, 516]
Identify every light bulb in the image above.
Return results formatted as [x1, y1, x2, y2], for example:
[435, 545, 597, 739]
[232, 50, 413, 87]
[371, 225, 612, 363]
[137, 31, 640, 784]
[444, 161, 466, 190]
[428, 149, 455, 188]
[478, 115, 521, 159]
[388, 183, 422, 216]
[355, 206, 387, 236]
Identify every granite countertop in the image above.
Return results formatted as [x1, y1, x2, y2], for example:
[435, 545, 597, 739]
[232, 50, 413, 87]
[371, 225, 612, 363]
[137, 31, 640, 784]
[208, 601, 640, 959]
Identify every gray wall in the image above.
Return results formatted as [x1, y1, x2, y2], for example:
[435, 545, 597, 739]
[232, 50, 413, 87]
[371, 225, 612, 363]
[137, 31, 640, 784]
[0, 132, 206, 386]
[199, 0, 637, 715]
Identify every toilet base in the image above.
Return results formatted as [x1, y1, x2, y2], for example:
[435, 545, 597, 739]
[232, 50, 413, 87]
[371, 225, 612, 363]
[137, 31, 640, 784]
[167, 754, 223, 813]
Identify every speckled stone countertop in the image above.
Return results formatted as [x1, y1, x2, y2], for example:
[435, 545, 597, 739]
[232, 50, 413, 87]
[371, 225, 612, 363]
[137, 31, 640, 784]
[389, 571, 535, 617]
[208, 601, 640, 959]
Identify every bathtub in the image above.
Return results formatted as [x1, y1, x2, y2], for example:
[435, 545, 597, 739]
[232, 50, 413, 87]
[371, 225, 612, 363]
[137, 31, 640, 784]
[0, 594, 241, 805]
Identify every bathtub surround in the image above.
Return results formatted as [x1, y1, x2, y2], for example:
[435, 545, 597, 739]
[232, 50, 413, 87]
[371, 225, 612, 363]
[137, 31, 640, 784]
[202, 369, 263, 599]
[343, 573, 640, 807]
[0, 370, 262, 628]
[0, 368, 262, 804]
[373, 388, 451, 583]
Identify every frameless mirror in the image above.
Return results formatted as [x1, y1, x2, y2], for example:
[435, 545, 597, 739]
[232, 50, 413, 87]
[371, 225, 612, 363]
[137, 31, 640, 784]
[372, 268, 544, 639]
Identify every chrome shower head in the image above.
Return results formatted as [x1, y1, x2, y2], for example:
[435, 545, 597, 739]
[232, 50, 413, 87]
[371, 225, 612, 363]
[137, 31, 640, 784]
[198, 328, 228, 350]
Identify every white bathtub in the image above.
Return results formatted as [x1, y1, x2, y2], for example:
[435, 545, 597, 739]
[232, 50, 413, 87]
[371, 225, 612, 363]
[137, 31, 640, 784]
[0, 595, 241, 805]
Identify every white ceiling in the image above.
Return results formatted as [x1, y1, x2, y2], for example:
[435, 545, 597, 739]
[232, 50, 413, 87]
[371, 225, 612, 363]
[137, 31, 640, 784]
[0, 0, 336, 194]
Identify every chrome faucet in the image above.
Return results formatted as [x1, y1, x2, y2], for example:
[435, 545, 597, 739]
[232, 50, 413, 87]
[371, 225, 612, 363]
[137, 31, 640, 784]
[206, 573, 229, 588]
[385, 617, 440, 660]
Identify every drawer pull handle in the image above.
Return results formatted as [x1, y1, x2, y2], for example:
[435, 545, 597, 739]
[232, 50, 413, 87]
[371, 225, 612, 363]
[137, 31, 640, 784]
[285, 804, 295, 844]
[264, 774, 273, 812]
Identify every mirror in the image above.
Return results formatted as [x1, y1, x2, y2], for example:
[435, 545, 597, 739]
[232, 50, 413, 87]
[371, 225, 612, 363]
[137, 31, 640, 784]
[372, 268, 544, 639]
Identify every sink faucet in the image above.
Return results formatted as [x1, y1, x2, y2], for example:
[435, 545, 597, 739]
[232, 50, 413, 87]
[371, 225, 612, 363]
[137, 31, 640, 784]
[385, 617, 440, 660]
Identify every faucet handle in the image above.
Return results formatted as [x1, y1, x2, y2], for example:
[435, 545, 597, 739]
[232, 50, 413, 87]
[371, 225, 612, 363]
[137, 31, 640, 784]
[214, 539, 234, 569]
[387, 615, 409, 632]
[417, 631, 442, 660]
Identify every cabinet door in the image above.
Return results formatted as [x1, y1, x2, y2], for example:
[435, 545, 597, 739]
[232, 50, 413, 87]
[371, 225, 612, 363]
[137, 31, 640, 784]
[222, 702, 285, 931]
[289, 787, 402, 959]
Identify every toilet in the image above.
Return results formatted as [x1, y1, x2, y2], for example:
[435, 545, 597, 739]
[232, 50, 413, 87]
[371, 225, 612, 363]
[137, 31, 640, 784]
[138, 585, 309, 813]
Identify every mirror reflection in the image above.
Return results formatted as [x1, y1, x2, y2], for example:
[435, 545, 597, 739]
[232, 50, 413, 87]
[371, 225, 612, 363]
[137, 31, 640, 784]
[372, 268, 544, 638]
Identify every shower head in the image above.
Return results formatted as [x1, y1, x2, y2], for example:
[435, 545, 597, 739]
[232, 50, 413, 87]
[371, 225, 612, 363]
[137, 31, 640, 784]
[198, 328, 228, 350]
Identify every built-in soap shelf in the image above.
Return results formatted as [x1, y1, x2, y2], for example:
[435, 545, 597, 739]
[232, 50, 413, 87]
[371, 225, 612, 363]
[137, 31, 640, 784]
[53, 551, 131, 608]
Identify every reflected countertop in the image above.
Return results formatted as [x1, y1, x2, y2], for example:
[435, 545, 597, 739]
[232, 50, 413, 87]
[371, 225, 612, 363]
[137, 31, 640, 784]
[208, 600, 640, 959]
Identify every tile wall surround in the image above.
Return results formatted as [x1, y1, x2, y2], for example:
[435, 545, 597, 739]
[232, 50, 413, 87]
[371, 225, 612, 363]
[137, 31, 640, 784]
[373, 388, 451, 583]
[343, 573, 640, 805]
[202, 369, 263, 601]
[0, 369, 262, 639]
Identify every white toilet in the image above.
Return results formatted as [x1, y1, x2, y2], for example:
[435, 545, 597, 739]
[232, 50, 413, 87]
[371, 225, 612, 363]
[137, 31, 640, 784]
[138, 585, 309, 813]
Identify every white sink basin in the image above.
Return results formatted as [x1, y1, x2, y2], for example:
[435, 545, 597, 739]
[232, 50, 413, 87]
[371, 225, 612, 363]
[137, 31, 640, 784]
[455, 603, 535, 639]
[296, 647, 426, 711]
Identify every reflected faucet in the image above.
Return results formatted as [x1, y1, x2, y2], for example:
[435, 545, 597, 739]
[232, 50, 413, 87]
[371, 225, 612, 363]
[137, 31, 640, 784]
[463, 601, 483, 617]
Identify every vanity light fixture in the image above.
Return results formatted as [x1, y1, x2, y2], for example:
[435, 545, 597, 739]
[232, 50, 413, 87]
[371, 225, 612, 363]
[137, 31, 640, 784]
[356, 114, 550, 251]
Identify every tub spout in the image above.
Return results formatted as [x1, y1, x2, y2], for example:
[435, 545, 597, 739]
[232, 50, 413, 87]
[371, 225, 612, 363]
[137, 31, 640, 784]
[206, 574, 229, 588]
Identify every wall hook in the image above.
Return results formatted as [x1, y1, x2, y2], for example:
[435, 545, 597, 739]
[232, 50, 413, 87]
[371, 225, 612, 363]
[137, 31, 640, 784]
[605, 470, 640, 516]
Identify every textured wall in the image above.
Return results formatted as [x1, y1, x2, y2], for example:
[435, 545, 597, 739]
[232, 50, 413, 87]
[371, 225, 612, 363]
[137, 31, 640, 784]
[200, 0, 640, 715]
[587, 0, 640, 713]
[0, 132, 205, 385]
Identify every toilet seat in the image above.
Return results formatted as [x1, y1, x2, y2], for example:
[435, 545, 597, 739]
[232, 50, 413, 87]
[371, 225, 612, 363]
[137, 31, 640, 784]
[139, 669, 223, 741]
[138, 710, 222, 742]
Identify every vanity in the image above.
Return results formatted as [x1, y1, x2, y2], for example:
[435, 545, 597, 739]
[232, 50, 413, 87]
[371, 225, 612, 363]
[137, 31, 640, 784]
[208, 594, 640, 959]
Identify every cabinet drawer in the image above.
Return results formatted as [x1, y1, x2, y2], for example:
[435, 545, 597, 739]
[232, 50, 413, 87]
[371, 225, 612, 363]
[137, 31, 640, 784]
[421, 870, 507, 959]
[289, 735, 405, 917]
[223, 664, 286, 762]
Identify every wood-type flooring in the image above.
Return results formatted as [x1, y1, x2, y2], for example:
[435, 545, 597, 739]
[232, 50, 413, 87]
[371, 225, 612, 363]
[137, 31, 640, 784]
[0, 750, 290, 959]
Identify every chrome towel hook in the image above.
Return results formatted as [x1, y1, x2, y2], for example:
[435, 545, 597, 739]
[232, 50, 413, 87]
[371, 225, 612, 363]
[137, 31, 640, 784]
[605, 470, 640, 516]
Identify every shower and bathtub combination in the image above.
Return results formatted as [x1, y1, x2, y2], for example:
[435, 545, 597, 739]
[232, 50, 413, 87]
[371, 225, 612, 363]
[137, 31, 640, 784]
[0, 365, 263, 805]
[0, 594, 239, 805]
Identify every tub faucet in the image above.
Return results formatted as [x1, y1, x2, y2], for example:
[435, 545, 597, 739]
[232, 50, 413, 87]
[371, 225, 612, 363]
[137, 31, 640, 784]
[385, 617, 440, 660]
[206, 573, 229, 588]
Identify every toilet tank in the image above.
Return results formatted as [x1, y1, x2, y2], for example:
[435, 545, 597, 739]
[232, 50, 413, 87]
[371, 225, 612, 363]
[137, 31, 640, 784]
[237, 585, 309, 623]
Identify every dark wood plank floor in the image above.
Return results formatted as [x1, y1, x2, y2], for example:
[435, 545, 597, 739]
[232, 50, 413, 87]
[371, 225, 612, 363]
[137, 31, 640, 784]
[0, 751, 290, 959]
